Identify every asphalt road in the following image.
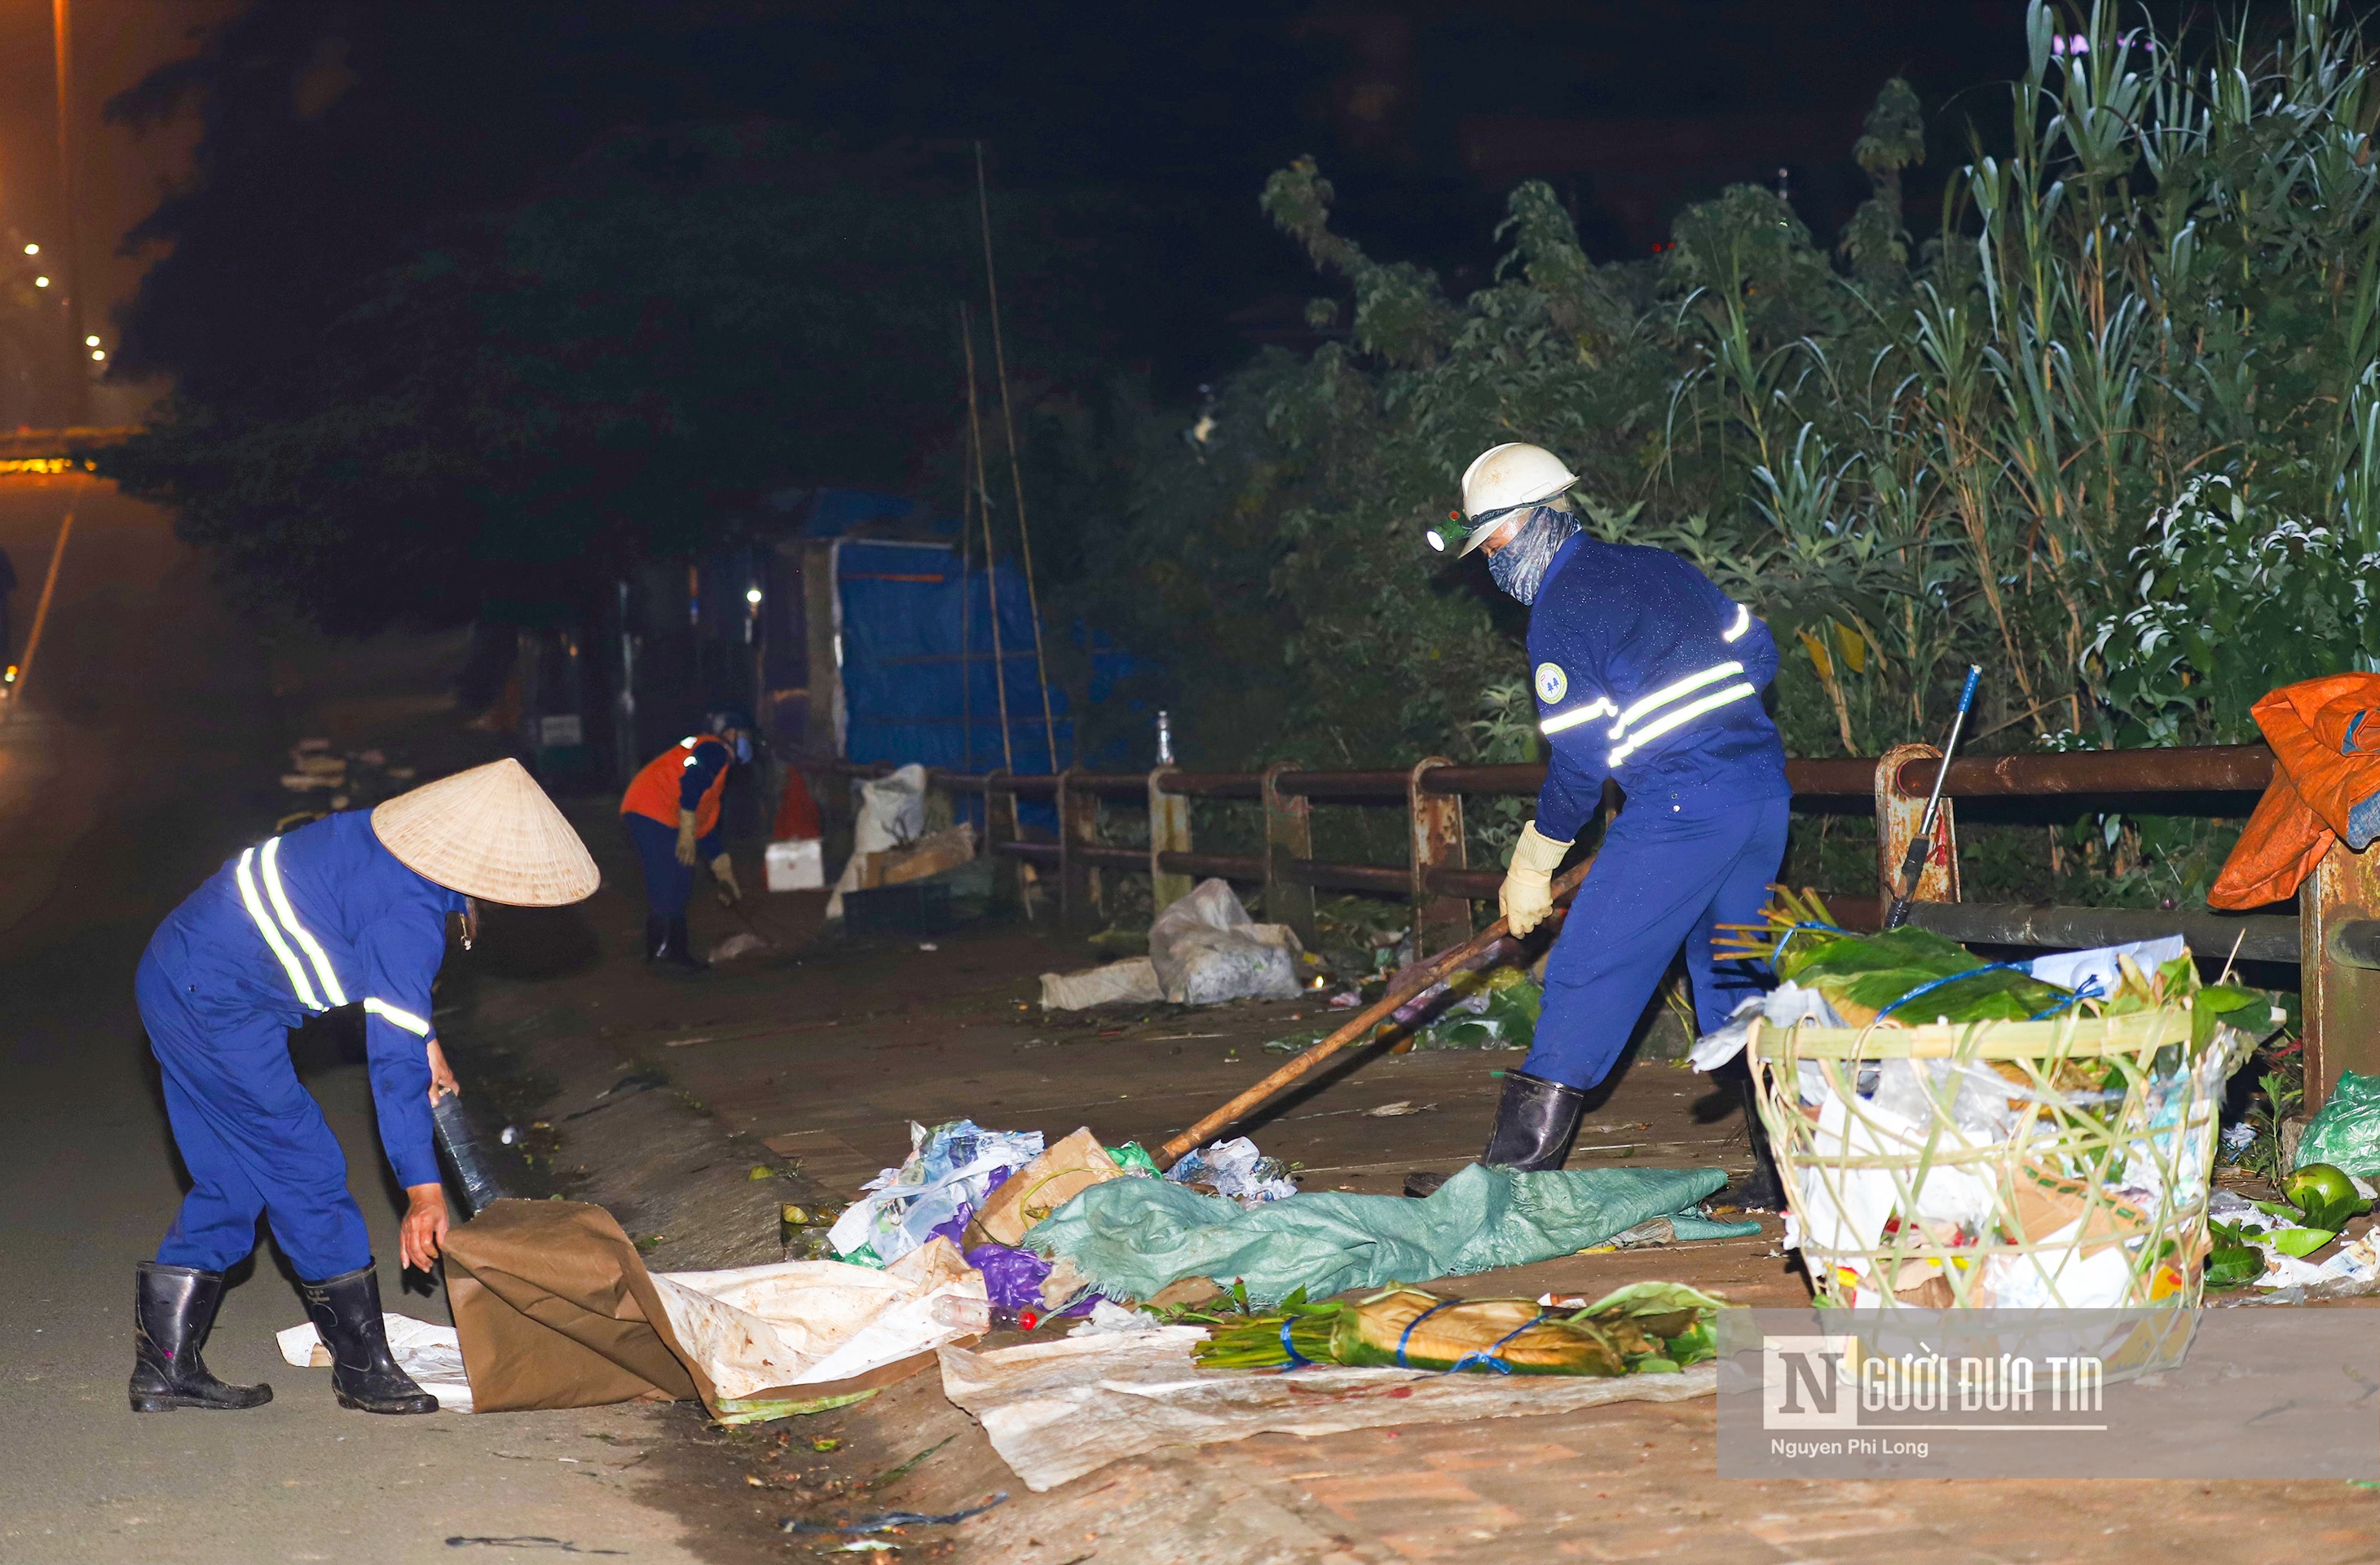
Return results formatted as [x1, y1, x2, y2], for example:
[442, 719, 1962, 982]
[0, 474, 708, 1564]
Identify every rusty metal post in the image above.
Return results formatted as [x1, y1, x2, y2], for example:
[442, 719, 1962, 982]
[1408, 757, 1470, 950]
[2299, 838, 2380, 1111]
[1148, 766, 1192, 910]
[1875, 741, 1961, 907]
[981, 769, 1022, 909]
[1260, 762, 1316, 948]
[1057, 768, 1101, 926]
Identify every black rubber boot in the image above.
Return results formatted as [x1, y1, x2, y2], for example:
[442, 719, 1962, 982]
[1405, 1070, 1589, 1197]
[299, 1265, 438, 1415]
[129, 1262, 273, 1413]
[659, 915, 707, 972]
[1480, 1069, 1589, 1170]
[643, 916, 668, 961]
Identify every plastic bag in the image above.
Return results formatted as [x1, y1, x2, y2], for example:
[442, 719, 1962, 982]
[828, 1119, 1045, 1267]
[1146, 879, 1302, 1005]
[1164, 1136, 1297, 1206]
[826, 764, 928, 919]
[1413, 968, 1541, 1051]
[2296, 1070, 2380, 1175]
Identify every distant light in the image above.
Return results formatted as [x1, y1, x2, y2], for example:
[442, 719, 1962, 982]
[745, 587, 763, 606]
[20, 244, 35, 255]
[33, 276, 47, 287]
[83, 335, 98, 346]
[2, 665, 15, 682]
[90, 350, 104, 361]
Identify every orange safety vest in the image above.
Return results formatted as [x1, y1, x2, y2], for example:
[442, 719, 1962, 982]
[620, 735, 733, 838]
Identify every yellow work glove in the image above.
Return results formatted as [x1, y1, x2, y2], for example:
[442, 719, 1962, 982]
[1498, 820, 1573, 937]
[675, 809, 699, 866]
[712, 853, 741, 906]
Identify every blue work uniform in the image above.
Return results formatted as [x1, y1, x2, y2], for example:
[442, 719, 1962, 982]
[1520, 535, 1792, 1090]
[136, 812, 465, 1279]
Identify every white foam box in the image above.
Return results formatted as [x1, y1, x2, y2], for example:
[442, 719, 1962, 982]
[765, 838, 825, 892]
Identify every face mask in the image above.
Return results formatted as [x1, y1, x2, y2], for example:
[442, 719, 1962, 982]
[1484, 506, 1580, 605]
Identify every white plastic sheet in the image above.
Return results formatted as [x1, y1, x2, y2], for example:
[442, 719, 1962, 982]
[1038, 957, 1165, 1011]
[276, 1312, 475, 1413]
[938, 1325, 1717, 1492]
[651, 1238, 988, 1402]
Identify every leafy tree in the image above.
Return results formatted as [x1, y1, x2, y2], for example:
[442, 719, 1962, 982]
[1051, 0, 2380, 904]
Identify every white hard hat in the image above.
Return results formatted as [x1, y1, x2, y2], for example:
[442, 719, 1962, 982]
[1449, 443, 1578, 557]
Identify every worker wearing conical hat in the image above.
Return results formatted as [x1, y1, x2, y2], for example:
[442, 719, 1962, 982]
[130, 759, 597, 1417]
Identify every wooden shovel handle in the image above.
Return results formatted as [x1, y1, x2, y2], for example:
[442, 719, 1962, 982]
[1153, 857, 1594, 1168]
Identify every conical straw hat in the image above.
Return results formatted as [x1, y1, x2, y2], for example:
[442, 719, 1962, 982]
[370, 758, 600, 906]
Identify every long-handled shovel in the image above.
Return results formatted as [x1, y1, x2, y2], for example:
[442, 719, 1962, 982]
[1155, 858, 1594, 1169]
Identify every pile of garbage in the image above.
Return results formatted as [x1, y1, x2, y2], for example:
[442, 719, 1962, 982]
[818, 1118, 1303, 1320]
[1041, 878, 1316, 1010]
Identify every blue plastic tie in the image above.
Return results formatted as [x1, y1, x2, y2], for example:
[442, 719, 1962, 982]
[1872, 962, 2034, 1022]
[1443, 1314, 1547, 1377]
[1278, 1316, 1312, 1370]
[1394, 1299, 1461, 1368]
[2025, 973, 2105, 1021]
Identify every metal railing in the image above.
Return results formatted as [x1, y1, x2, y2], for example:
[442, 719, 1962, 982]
[809, 738, 2380, 1107]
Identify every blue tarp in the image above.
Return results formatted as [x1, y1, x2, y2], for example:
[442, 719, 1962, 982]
[837, 539, 1070, 775]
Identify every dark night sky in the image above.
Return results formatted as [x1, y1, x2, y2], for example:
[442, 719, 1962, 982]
[12, 1, 2073, 398]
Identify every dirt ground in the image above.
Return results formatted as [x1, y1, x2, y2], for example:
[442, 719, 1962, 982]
[434, 818, 2380, 1565]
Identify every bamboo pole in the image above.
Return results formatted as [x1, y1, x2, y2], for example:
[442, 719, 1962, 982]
[973, 142, 1062, 773]
[955, 310, 975, 774]
[960, 303, 1014, 772]
[1156, 857, 1593, 1166]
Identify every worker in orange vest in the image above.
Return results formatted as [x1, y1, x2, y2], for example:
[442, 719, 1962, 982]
[619, 710, 752, 969]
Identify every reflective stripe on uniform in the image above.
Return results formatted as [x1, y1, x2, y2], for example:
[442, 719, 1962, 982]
[364, 998, 432, 1036]
[1608, 660, 1746, 740]
[260, 835, 348, 1007]
[1721, 603, 1752, 642]
[234, 846, 323, 1012]
[1539, 696, 1617, 737]
[1608, 682, 1759, 768]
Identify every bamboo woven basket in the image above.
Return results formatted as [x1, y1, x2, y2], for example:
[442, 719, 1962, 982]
[1748, 1005, 2256, 1315]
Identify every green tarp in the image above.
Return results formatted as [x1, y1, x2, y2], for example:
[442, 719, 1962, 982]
[1027, 1163, 1760, 1307]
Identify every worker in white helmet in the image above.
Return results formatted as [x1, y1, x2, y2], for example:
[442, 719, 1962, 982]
[1412, 443, 1787, 1206]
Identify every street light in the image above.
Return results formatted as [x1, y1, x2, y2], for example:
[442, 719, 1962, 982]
[21, 244, 35, 255]
[33, 276, 47, 288]
[82, 334, 95, 346]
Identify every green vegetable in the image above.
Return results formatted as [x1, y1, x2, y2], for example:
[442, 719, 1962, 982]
[2283, 1162, 2368, 1232]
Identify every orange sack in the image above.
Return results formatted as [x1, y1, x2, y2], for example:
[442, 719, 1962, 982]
[2209, 673, 2380, 909]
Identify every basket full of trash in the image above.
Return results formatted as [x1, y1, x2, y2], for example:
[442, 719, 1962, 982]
[1707, 889, 2278, 1312]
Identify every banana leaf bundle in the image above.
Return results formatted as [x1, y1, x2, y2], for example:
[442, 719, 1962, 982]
[1714, 886, 2071, 1026]
[1191, 1281, 1723, 1377]
[1713, 886, 2271, 1045]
